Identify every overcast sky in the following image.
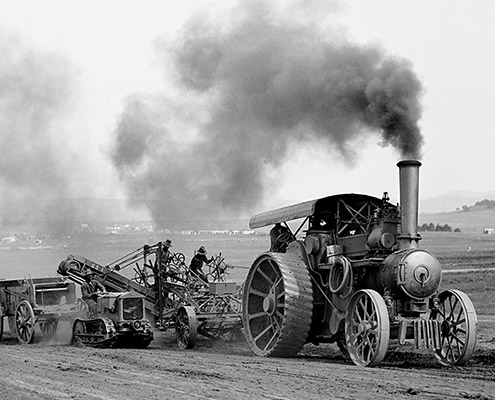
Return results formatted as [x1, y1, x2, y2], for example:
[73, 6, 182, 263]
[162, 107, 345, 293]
[1, 0, 494, 222]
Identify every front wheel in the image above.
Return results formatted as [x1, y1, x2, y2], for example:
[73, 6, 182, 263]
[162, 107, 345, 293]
[345, 289, 390, 367]
[430, 289, 477, 366]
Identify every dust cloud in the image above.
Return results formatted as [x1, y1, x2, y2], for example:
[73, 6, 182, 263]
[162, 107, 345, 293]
[0, 34, 81, 232]
[111, 0, 424, 228]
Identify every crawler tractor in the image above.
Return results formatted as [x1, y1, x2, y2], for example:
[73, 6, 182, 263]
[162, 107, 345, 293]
[58, 242, 241, 349]
[72, 291, 153, 347]
[242, 160, 477, 367]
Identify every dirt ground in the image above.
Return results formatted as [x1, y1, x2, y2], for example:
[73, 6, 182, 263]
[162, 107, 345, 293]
[1, 318, 495, 400]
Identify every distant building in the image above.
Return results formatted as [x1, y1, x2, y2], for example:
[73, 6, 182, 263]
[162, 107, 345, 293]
[1, 236, 16, 244]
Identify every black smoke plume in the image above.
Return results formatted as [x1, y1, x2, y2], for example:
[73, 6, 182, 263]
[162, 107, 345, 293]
[0, 34, 80, 232]
[111, 1, 423, 228]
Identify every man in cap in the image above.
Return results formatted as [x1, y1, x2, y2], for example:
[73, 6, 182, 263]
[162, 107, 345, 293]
[189, 246, 213, 283]
[156, 239, 177, 307]
[81, 272, 105, 317]
[160, 239, 173, 267]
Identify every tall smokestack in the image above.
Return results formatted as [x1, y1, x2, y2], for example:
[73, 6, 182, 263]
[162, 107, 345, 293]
[397, 160, 422, 249]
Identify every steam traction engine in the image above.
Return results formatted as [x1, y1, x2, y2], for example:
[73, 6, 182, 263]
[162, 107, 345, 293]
[242, 160, 477, 367]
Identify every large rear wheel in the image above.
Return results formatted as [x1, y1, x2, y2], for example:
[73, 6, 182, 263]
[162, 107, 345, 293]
[430, 289, 477, 366]
[242, 253, 313, 357]
[345, 289, 390, 367]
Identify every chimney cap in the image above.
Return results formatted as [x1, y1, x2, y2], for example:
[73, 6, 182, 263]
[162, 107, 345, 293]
[397, 159, 422, 168]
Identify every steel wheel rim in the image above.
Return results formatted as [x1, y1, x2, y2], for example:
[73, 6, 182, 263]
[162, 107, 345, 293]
[431, 289, 477, 366]
[175, 307, 197, 349]
[16, 300, 35, 344]
[345, 289, 390, 367]
[243, 256, 286, 356]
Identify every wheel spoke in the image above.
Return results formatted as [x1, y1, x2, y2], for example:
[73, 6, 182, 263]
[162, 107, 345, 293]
[248, 311, 267, 321]
[269, 314, 281, 331]
[267, 260, 279, 278]
[249, 288, 268, 297]
[253, 323, 275, 343]
[263, 326, 279, 351]
[257, 268, 274, 286]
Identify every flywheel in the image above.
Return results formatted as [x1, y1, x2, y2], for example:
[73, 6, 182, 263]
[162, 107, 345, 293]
[242, 252, 313, 357]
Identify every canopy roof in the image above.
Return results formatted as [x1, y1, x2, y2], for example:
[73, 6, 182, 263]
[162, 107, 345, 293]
[249, 193, 390, 229]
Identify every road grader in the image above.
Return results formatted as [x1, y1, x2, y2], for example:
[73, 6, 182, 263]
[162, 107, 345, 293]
[242, 160, 477, 367]
[58, 242, 242, 349]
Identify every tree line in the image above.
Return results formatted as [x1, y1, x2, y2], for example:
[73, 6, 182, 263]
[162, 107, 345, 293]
[459, 199, 495, 212]
[418, 223, 461, 232]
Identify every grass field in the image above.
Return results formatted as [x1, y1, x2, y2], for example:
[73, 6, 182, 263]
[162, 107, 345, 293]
[418, 231, 495, 315]
[419, 207, 495, 234]
[1, 230, 493, 315]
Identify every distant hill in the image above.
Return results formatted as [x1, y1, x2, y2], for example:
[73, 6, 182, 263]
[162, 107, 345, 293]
[420, 191, 495, 214]
[419, 208, 495, 234]
[2, 194, 495, 234]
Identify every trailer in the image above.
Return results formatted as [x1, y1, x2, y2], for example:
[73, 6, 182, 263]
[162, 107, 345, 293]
[0, 276, 83, 344]
[57, 241, 242, 349]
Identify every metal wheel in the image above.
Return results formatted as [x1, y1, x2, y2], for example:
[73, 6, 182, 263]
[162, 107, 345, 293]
[175, 306, 198, 349]
[345, 289, 390, 367]
[172, 253, 186, 264]
[40, 319, 59, 339]
[208, 254, 228, 281]
[133, 269, 152, 286]
[430, 289, 477, 366]
[16, 300, 36, 344]
[242, 253, 313, 357]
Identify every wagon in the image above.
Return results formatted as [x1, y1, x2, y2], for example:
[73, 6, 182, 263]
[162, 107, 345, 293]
[0, 276, 83, 343]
